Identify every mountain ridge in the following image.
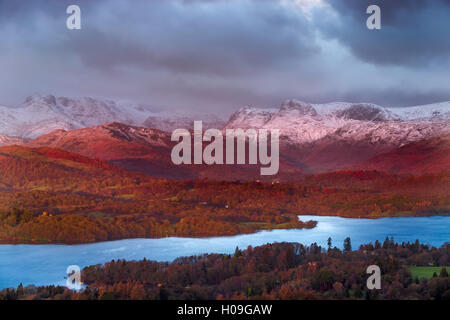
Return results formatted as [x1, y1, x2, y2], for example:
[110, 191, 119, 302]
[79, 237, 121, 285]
[225, 99, 450, 146]
[1, 95, 449, 178]
[0, 134, 25, 147]
[0, 94, 226, 138]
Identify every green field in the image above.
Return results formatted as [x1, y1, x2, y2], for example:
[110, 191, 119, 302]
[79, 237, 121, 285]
[408, 266, 449, 280]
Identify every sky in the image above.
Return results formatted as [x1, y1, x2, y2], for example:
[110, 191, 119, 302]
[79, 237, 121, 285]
[0, 0, 449, 114]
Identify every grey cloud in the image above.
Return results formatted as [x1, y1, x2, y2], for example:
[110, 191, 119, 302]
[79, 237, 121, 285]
[2, 0, 318, 77]
[319, 0, 450, 67]
[334, 89, 450, 108]
[0, 0, 449, 112]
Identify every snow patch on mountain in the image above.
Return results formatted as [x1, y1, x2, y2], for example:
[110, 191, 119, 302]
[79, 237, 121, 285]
[0, 95, 225, 138]
[225, 99, 450, 146]
[1, 94, 448, 144]
[391, 101, 450, 120]
[0, 134, 25, 147]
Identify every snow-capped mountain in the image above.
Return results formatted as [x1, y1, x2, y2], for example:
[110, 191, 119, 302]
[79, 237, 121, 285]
[0, 94, 226, 138]
[21, 97, 450, 178]
[0, 134, 25, 147]
[392, 102, 450, 121]
[225, 99, 450, 146]
[1, 95, 449, 175]
[0, 95, 141, 138]
[223, 99, 450, 173]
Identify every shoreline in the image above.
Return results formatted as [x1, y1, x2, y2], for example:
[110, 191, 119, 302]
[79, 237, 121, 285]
[1, 214, 450, 245]
[0, 226, 317, 246]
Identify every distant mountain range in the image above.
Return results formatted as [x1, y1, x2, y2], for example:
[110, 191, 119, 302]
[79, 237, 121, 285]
[224, 99, 450, 174]
[0, 134, 25, 147]
[0, 94, 225, 138]
[1, 95, 449, 179]
[225, 99, 450, 145]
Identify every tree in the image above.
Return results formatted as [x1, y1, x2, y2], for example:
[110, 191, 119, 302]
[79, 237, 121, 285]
[99, 291, 116, 300]
[374, 240, 381, 249]
[234, 246, 242, 258]
[382, 237, 388, 249]
[130, 283, 146, 300]
[327, 237, 332, 251]
[16, 283, 24, 298]
[344, 237, 352, 252]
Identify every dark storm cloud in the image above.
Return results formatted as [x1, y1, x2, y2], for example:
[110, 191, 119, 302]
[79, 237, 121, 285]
[0, 0, 318, 76]
[0, 0, 449, 112]
[320, 0, 450, 67]
[0, 0, 323, 111]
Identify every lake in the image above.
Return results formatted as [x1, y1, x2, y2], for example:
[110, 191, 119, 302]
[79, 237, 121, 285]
[0, 215, 449, 289]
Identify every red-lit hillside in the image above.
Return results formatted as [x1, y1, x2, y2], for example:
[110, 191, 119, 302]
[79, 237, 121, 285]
[352, 135, 450, 175]
[26, 122, 305, 181]
[22, 121, 450, 179]
[0, 145, 132, 190]
[0, 144, 448, 244]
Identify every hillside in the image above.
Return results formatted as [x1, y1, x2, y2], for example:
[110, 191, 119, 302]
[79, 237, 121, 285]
[353, 135, 450, 174]
[0, 146, 312, 243]
[25, 120, 450, 178]
[0, 135, 24, 147]
[0, 146, 448, 243]
[0, 145, 131, 189]
[26, 122, 306, 181]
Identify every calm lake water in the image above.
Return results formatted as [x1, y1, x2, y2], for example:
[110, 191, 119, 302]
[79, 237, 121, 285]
[0, 215, 449, 289]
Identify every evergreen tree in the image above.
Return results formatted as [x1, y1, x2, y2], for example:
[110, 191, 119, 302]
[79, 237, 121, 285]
[16, 283, 24, 298]
[344, 237, 352, 252]
[374, 240, 381, 249]
[382, 237, 390, 249]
